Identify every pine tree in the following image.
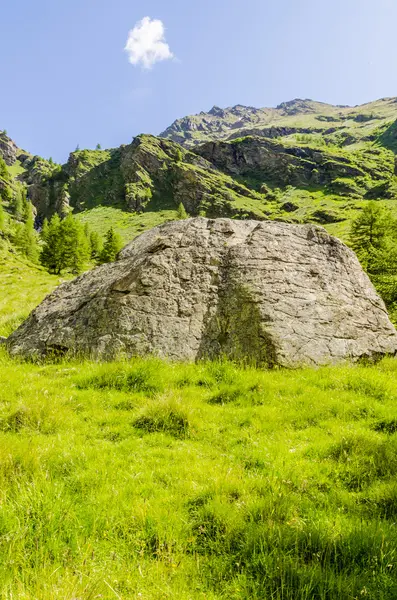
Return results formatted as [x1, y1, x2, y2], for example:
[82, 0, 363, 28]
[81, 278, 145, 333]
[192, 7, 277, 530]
[11, 188, 24, 220]
[0, 201, 5, 232]
[0, 156, 12, 202]
[41, 218, 49, 242]
[177, 202, 188, 220]
[41, 213, 90, 274]
[350, 202, 390, 254]
[349, 202, 394, 273]
[75, 221, 91, 273]
[58, 214, 78, 272]
[98, 227, 123, 264]
[89, 230, 102, 260]
[40, 213, 62, 273]
[13, 202, 39, 262]
[0, 156, 9, 181]
[21, 188, 30, 222]
[58, 214, 90, 274]
[0, 157, 12, 204]
[83, 222, 92, 257]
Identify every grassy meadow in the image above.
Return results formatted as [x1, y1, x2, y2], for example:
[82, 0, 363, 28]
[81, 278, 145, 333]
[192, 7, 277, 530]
[2, 251, 397, 599]
[0, 252, 62, 338]
[1, 354, 397, 599]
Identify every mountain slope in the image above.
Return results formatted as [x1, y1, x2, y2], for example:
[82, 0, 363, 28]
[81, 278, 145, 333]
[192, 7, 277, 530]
[2, 96, 397, 246]
[160, 97, 397, 150]
[160, 99, 339, 147]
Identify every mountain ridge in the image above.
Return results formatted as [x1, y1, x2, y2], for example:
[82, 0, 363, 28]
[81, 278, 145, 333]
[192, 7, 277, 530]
[160, 96, 397, 148]
[2, 95, 397, 245]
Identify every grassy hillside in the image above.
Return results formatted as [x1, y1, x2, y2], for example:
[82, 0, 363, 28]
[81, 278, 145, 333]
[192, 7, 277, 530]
[1, 352, 397, 599]
[74, 206, 179, 242]
[0, 250, 62, 337]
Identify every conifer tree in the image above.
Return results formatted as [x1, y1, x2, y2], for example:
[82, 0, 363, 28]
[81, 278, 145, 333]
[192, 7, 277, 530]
[350, 202, 390, 255]
[89, 230, 102, 260]
[176, 202, 188, 220]
[9, 186, 25, 220]
[0, 156, 9, 182]
[58, 214, 90, 274]
[13, 202, 39, 262]
[41, 213, 90, 274]
[0, 157, 12, 203]
[0, 201, 5, 232]
[58, 214, 78, 272]
[21, 188, 30, 222]
[99, 227, 123, 264]
[40, 213, 62, 273]
[41, 218, 49, 242]
[75, 221, 91, 272]
[349, 202, 392, 272]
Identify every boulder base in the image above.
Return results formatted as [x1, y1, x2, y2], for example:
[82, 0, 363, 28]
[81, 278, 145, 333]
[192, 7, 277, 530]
[7, 218, 397, 366]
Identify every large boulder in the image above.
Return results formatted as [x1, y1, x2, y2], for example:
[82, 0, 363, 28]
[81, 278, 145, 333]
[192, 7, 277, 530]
[6, 218, 397, 366]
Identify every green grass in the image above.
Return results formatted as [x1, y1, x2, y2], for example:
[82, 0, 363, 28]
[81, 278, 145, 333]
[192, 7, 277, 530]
[2, 202, 397, 597]
[7, 159, 26, 178]
[1, 351, 397, 598]
[74, 206, 179, 243]
[0, 251, 61, 337]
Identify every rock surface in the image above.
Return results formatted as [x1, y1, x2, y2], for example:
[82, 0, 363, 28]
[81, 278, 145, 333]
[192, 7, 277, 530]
[0, 132, 18, 166]
[195, 137, 370, 188]
[6, 218, 397, 366]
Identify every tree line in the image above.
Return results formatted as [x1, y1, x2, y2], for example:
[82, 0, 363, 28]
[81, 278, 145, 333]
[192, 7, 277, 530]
[40, 214, 123, 274]
[1, 155, 123, 271]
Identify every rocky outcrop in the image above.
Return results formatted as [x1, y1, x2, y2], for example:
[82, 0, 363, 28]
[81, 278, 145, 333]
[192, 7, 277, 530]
[194, 137, 369, 188]
[7, 218, 397, 366]
[27, 135, 269, 221]
[226, 126, 326, 142]
[0, 132, 18, 166]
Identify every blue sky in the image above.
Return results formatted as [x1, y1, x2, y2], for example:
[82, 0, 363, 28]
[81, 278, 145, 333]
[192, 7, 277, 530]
[1, 0, 396, 162]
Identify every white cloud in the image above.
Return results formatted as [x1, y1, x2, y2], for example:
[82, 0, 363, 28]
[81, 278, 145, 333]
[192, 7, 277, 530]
[125, 17, 174, 69]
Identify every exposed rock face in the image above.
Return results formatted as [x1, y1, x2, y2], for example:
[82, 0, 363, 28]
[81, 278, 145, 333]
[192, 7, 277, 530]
[7, 218, 397, 366]
[195, 137, 370, 188]
[0, 132, 18, 166]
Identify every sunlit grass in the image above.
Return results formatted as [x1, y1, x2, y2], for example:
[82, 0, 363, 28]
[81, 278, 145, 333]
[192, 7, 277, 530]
[0, 251, 61, 337]
[75, 206, 178, 243]
[1, 351, 397, 598]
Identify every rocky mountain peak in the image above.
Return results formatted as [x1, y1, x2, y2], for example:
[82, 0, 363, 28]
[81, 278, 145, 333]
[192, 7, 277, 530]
[208, 105, 226, 117]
